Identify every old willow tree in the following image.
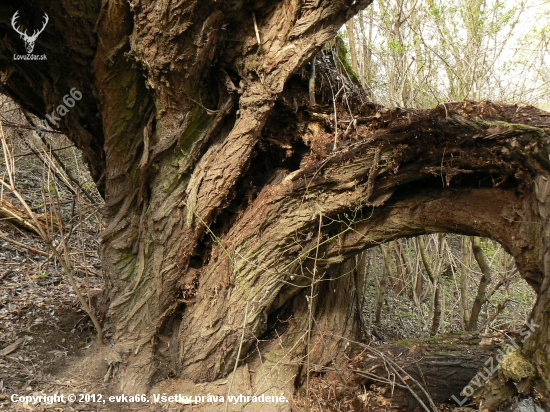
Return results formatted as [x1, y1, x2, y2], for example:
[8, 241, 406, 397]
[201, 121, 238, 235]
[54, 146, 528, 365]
[1, 0, 550, 409]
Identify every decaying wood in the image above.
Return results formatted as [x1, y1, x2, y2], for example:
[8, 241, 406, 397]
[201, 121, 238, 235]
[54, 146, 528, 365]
[348, 333, 507, 411]
[177, 101, 550, 386]
[0, 198, 57, 235]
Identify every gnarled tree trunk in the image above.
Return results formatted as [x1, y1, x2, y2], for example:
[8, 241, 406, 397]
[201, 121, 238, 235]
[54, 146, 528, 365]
[1, 1, 550, 409]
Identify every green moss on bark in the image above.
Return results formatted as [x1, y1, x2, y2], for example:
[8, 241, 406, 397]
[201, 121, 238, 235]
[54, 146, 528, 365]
[501, 349, 537, 382]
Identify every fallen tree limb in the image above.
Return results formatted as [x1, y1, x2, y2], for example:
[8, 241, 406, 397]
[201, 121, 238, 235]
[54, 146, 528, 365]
[0, 231, 50, 257]
[348, 333, 508, 411]
[0, 337, 24, 356]
[0, 198, 41, 234]
[0, 198, 58, 235]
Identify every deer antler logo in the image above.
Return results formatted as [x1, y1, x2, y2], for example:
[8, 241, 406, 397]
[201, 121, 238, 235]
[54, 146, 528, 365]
[11, 11, 49, 54]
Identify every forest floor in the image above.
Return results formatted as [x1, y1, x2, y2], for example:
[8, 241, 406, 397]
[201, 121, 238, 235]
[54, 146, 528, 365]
[0, 148, 111, 411]
[0, 217, 108, 411]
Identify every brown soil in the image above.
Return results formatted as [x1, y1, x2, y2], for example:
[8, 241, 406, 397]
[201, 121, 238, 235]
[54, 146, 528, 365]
[0, 217, 109, 411]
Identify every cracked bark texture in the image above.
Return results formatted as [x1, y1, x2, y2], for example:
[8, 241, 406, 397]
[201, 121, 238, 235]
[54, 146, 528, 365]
[1, 1, 550, 409]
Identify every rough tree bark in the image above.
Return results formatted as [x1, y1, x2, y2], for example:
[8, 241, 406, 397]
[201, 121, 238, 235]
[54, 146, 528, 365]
[351, 333, 503, 411]
[1, 1, 550, 410]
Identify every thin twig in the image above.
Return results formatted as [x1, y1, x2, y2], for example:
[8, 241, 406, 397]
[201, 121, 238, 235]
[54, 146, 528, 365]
[0, 119, 104, 345]
[14, 144, 75, 158]
[306, 213, 324, 408]
[252, 12, 261, 47]
[224, 300, 250, 412]
[0, 231, 50, 256]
